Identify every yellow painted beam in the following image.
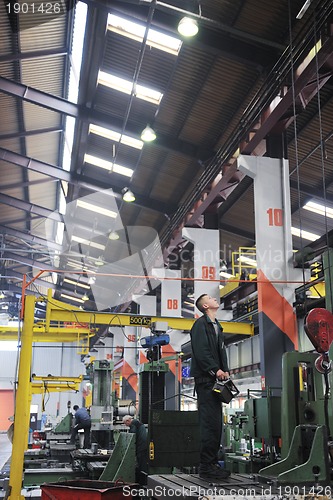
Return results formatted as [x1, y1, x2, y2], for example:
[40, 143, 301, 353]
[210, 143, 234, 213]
[31, 375, 83, 393]
[0, 326, 94, 342]
[31, 382, 82, 393]
[8, 295, 34, 500]
[31, 375, 83, 383]
[47, 309, 253, 335]
[45, 292, 253, 335]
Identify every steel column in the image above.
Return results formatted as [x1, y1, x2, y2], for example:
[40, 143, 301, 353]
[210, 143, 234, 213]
[8, 295, 35, 500]
[237, 155, 307, 388]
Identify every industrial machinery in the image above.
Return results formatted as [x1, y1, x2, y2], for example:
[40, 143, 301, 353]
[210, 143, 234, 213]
[259, 307, 333, 484]
[224, 388, 282, 474]
[139, 322, 171, 424]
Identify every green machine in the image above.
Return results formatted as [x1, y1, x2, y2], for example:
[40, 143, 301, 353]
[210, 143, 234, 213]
[89, 359, 115, 449]
[259, 312, 333, 485]
[225, 389, 281, 474]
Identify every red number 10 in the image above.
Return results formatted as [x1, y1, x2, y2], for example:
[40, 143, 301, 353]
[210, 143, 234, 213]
[267, 208, 283, 226]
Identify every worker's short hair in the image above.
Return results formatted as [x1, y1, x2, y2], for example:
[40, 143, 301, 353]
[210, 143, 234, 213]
[195, 294, 208, 313]
[73, 405, 79, 411]
[122, 415, 132, 423]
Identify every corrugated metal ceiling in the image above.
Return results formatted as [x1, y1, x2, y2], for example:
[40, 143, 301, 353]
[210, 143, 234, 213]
[1, 0, 333, 312]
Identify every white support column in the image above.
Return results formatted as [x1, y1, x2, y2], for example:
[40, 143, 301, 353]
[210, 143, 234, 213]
[153, 268, 182, 317]
[237, 155, 306, 387]
[182, 228, 220, 315]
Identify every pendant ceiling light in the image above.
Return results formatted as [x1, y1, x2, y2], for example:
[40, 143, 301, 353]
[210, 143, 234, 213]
[122, 187, 136, 202]
[177, 17, 199, 37]
[141, 124, 156, 142]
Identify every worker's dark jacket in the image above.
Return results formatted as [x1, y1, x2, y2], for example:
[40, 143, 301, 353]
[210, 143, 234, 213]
[74, 407, 91, 427]
[129, 419, 147, 454]
[190, 314, 229, 380]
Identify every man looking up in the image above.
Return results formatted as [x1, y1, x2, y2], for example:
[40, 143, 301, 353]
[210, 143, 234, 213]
[190, 294, 231, 482]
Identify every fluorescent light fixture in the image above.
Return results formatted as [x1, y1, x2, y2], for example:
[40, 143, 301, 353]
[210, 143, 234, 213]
[82, 293, 89, 301]
[296, 0, 312, 19]
[303, 200, 333, 219]
[177, 17, 199, 37]
[89, 124, 143, 150]
[61, 293, 84, 304]
[219, 271, 235, 279]
[141, 125, 156, 142]
[238, 255, 257, 266]
[184, 301, 194, 307]
[76, 198, 118, 218]
[63, 278, 90, 289]
[84, 154, 133, 178]
[67, 261, 86, 269]
[108, 13, 181, 56]
[98, 71, 163, 105]
[291, 227, 320, 242]
[72, 235, 106, 251]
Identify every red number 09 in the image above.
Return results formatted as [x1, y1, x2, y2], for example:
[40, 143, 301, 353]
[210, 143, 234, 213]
[202, 266, 216, 280]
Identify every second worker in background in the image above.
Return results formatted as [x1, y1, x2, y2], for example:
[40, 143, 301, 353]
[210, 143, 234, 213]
[190, 294, 231, 482]
[71, 405, 91, 449]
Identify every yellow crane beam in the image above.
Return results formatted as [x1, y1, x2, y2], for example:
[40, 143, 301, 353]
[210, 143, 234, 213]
[0, 325, 94, 342]
[31, 375, 83, 394]
[44, 291, 254, 336]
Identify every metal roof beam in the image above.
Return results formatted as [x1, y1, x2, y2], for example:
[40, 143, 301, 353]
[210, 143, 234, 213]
[108, 1, 282, 69]
[0, 77, 212, 161]
[290, 179, 333, 204]
[0, 147, 177, 215]
[0, 76, 79, 117]
[0, 225, 62, 252]
[3, 251, 54, 272]
[0, 193, 63, 222]
[219, 223, 255, 242]
[0, 48, 68, 63]
[0, 177, 57, 192]
[0, 126, 62, 141]
[3, 269, 57, 290]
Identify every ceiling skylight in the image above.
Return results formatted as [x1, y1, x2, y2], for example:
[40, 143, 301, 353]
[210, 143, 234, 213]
[219, 271, 235, 278]
[61, 293, 84, 304]
[63, 278, 90, 289]
[238, 255, 257, 266]
[89, 124, 143, 150]
[291, 227, 320, 241]
[303, 200, 333, 219]
[76, 199, 117, 218]
[84, 154, 134, 178]
[72, 235, 106, 251]
[108, 13, 182, 56]
[98, 71, 163, 105]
